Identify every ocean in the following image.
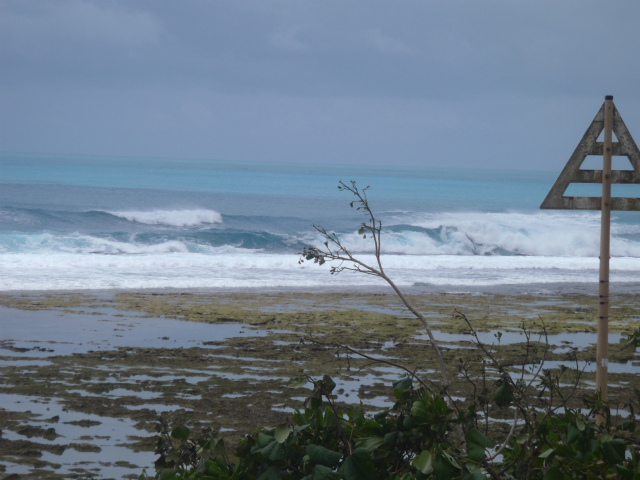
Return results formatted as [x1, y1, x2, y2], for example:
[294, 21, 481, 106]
[1, 152, 640, 292]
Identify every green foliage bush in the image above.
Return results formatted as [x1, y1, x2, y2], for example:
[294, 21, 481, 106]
[141, 374, 640, 480]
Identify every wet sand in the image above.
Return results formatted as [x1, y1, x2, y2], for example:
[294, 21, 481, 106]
[1, 288, 640, 479]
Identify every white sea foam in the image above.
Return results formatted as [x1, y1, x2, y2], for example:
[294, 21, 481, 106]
[0, 232, 190, 255]
[109, 209, 223, 227]
[2, 207, 639, 290]
[333, 211, 640, 257]
[2, 251, 640, 291]
[0, 232, 258, 255]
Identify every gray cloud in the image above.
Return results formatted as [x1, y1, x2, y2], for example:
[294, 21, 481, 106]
[3, 1, 161, 46]
[1, 0, 640, 170]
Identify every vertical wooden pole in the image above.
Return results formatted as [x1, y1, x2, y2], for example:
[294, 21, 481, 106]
[596, 95, 614, 411]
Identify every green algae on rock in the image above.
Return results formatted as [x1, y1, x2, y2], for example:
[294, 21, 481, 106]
[1, 290, 639, 478]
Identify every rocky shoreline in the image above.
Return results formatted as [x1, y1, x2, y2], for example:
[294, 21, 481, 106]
[1, 289, 639, 479]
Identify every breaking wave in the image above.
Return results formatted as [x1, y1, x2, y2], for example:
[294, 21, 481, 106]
[108, 209, 223, 227]
[311, 211, 640, 257]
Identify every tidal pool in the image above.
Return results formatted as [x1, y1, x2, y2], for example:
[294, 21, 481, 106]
[1, 290, 639, 479]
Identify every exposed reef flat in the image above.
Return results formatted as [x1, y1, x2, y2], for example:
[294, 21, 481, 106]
[1, 289, 639, 479]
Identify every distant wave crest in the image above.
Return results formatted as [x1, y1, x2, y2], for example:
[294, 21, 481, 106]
[109, 209, 223, 227]
[314, 211, 640, 257]
[0, 232, 259, 255]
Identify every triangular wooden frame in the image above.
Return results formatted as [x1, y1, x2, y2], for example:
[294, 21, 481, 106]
[541, 101, 640, 210]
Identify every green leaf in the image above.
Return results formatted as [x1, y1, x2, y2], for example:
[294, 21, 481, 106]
[322, 375, 337, 393]
[383, 431, 399, 446]
[411, 400, 429, 421]
[158, 469, 181, 480]
[256, 432, 273, 447]
[614, 465, 634, 480]
[274, 424, 292, 444]
[468, 429, 493, 463]
[306, 444, 342, 467]
[166, 451, 180, 464]
[392, 376, 412, 390]
[543, 465, 562, 480]
[294, 423, 311, 433]
[554, 444, 575, 459]
[289, 377, 308, 389]
[494, 383, 513, 408]
[586, 438, 600, 456]
[258, 465, 282, 480]
[602, 440, 626, 465]
[358, 436, 384, 451]
[157, 469, 179, 480]
[433, 450, 462, 478]
[312, 464, 341, 480]
[263, 440, 285, 462]
[516, 431, 530, 444]
[575, 417, 586, 431]
[339, 448, 375, 480]
[539, 448, 554, 459]
[171, 425, 190, 440]
[395, 475, 413, 480]
[202, 437, 225, 456]
[402, 416, 416, 429]
[362, 419, 382, 431]
[468, 428, 492, 447]
[413, 450, 434, 474]
[441, 451, 462, 470]
[304, 394, 323, 410]
[567, 423, 580, 444]
[469, 474, 488, 480]
[393, 376, 413, 400]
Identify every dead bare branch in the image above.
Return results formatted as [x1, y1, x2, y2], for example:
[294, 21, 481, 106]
[299, 181, 449, 388]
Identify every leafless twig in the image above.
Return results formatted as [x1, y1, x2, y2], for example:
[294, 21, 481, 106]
[300, 181, 449, 388]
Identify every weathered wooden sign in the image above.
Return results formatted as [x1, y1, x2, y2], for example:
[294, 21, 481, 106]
[541, 96, 640, 410]
[541, 97, 640, 211]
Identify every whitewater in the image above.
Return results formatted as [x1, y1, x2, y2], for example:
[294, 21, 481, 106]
[1, 152, 639, 292]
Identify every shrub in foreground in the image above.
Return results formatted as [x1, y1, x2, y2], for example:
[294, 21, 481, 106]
[141, 375, 640, 480]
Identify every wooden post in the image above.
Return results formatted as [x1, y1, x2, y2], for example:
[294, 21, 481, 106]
[596, 95, 614, 409]
[541, 94, 640, 420]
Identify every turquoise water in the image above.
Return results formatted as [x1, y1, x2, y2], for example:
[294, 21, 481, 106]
[0, 152, 552, 208]
[1, 152, 639, 291]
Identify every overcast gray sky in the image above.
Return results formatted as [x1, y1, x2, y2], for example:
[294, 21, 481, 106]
[1, 0, 639, 170]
